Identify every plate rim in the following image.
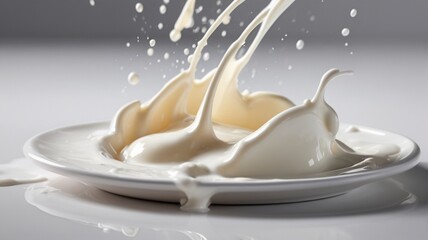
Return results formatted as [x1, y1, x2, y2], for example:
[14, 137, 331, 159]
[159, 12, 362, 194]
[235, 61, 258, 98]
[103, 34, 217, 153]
[23, 122, 421, 188]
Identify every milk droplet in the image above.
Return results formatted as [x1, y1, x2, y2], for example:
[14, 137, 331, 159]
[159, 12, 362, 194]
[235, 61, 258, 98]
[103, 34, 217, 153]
[164, 52, 170, 60]
[163, 0, 170, 4]
[126, 42, 131, 47]
[187, 54, 193, 63]
[159, 5, 167, 14]
[341, 28, 350, 37]
[128, 72, 140, 85]
[203, 52, 210, 61]
[345, 42, 349, 47]
[239, 21, 244, 27]
[309, 15, 315, 22]
[147, 48, 154, 56]
[195, 6, 203, 14]
[350, 9, 357, 18]
[149, 39, 156, 47]
[221, 30, 227, 37]
[296, 40, 304, 50]
[184, 48, 190, 55]
[135, 3, 144, 13]
[89, 0, 95, 7]
[201, 17, 207, 24]
[158, 23, 163, 30]
[288, 65, 293, 70]
[251, 69, 256, 78]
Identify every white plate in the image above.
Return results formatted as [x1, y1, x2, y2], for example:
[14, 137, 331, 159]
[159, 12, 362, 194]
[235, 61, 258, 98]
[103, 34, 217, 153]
[24, 122, 420, 205]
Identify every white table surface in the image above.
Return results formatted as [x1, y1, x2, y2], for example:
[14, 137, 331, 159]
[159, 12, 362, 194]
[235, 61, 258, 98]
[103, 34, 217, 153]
[1, 39, 427, 239]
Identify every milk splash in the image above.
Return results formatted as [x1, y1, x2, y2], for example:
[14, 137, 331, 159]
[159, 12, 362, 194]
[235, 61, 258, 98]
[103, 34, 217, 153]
[170, 0, 196, 42]
[100, 0, 403, 212]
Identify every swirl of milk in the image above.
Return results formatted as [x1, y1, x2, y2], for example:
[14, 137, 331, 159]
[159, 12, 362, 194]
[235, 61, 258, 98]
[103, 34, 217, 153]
[107, 0, 364, 182]
[103, 0, 400, 212]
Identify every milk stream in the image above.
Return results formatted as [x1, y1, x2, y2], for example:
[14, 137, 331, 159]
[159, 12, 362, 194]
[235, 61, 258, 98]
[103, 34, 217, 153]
[170, 0, 196, 42]
[103, 0, 401, 212]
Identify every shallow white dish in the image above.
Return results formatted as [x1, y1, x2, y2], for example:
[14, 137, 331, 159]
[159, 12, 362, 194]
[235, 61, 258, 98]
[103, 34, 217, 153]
[24, 122, 420, 205]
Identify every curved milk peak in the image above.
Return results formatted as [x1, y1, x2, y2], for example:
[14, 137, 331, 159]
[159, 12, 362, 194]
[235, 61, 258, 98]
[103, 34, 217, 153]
[102, 0, 400, 212]
[217, 70, 359, 179]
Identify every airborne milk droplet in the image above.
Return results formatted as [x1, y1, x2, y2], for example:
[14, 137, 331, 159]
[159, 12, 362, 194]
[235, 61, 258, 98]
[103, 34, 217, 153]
[341, 28, 350, 37]
[135, 3, 144, 13]
[296, 39, 304, 50]
[187, 54, 193, 63]
[350, 9, 357, 18]
[149, 39, 156, 47]
[160, 5, 167, 14]
[251, 69, 256, 78]
[89, 0, 95, 7]
[183, 48, 190, 55]
[203, 52, 210, 61]
[195, 6, 203, 14]
[147, 48, 154, 56]
[127, 72, 140, 85]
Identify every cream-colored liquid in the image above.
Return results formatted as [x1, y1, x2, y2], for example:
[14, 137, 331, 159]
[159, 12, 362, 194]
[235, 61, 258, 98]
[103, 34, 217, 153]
[169, 0, 196, 42]
[0, 0, 393, 219]
[0, 159, 51, 187]
[102, 0, 401, 212]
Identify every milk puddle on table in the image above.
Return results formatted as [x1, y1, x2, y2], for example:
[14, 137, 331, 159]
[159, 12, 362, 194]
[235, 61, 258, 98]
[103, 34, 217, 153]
[0, 159, 50, 187]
